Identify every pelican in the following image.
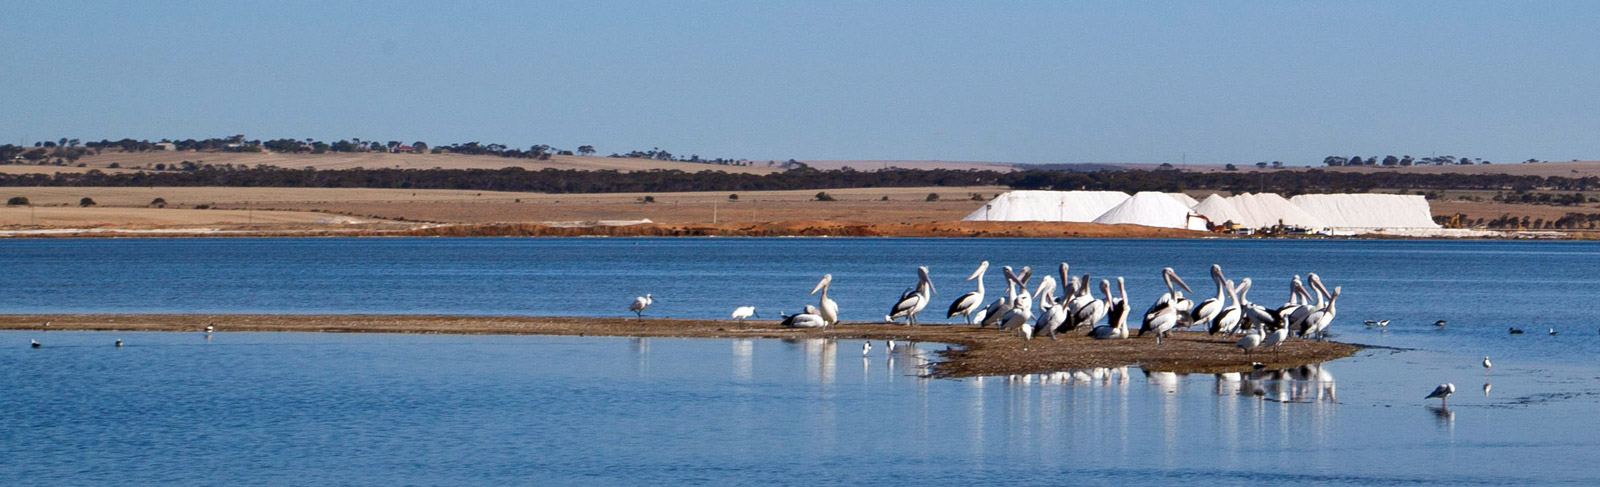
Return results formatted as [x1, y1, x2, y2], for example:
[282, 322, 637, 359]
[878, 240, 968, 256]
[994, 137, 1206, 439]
[731, 306, 758, 320]
[1302, 278, 1341, 339]
[1236, 326, 1264, 356]
[1139, 267, 1192, 343]
[1091, 277, 1130, 339]
[1067, 275, 1108, 332]
[1426, 383, 1456, 407]
[629, 294, 654, 319]
[810, 274, 840, 325]
[947, 261, 989, 325]
[1210, 278, 1244, 335]
[1034, 276, 1068, 339]
[1001, 270, 1039, 339]
[1483, 356, 1492, 369]
[30, 339, 40, 349]
[1190, 265, 1227, 331]
[781, 309, 826, 328]
[886, 266, 935, 326]
[1287, 275, 1319, 333]
[977, 266, 1020, 328]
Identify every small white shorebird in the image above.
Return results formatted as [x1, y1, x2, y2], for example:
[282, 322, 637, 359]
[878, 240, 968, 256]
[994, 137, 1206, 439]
[1236, 326, 1264, 357]
[886, 339, 897, 353]
[1426, 383, 1456, 407]
[30, 339, 41, 349]
[205, 324, 215, 333]
[630, 294, 654, 319]
[1483, 356, 1493, 369]
[731, 306, 758, 321]
[115, 339, 123, 348]
[862, 341, 872, 356]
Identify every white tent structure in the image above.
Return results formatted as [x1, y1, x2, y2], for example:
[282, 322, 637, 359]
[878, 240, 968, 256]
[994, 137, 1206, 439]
[1191, 194, 1246, 227]
[962, 190, 1130, 222]
[1291, 194, 1439, 230]
[1227, 193, 1327, 229]
[1092, 191, 1208, 230]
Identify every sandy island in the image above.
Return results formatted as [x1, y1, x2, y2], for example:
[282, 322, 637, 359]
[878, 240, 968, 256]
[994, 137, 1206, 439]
[0, 314, 1360, 377]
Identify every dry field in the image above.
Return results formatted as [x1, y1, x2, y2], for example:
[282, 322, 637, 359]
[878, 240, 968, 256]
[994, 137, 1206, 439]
[8, 150, 779, 174]
[1177, 160, 1600, 178]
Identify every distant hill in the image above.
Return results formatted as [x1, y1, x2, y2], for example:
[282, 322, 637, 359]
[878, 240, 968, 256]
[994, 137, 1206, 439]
[3, 150, 781, 175]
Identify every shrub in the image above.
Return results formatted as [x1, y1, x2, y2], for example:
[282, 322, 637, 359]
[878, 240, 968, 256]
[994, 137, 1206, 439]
[641, 195, 656, 204]
[151, 197, 166, 207]
[815, 192, 835, 202]
[880, 196, 889, 201]
[6, 196, 28, 206]
[194, 204, 211, 209]
[969, 193, 985, 201]
[728, 194, 738, 200]
[107, 162, 120, 168]
[79, 197, 96, 207]
[925, 193, 940, 202]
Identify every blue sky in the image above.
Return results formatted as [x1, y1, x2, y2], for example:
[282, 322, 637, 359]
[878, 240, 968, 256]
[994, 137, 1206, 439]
[4, 1, 1598, 165]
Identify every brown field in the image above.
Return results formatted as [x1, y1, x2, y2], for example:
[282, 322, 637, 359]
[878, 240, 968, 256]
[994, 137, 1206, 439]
[8, 150, 779, 174]
[0, 314, 1358, 377]
[801, 159, 1021, 172]
[1177, 160, 1600, 177]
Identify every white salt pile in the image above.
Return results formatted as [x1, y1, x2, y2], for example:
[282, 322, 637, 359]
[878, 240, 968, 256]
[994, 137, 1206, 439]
[1227, 193, 1327, 229]
[962, 190, 1130, 222]
[1191, 194, 1246, 227]
[1167, 192, 1200, 207]
[1291, 194, 1439, 229]
[1092, 191, 1208, 230]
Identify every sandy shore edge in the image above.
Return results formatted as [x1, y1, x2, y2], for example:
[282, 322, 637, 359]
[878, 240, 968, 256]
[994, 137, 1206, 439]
[1, 314, 1360, 377]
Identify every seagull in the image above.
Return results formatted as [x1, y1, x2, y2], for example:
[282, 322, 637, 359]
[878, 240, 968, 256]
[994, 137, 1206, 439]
[731, 306, 758, 321]
[1549, 328, 1559, 336]
[862, 341, 872, 356]
[1426, 383, 1456, 407]
[116, 339, 123, 348]
[629, 294, 653, 319]
[30, 339, 41, 348]
[1483, 356, 1492, 369]
[1509, 327, 1524, 334]
[1434, 320, 1447, 327]
[1236, 326, 1264, 357]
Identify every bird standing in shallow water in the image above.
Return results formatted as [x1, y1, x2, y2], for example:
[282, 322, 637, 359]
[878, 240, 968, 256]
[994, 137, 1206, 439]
[1549, 328, 1559, 336]
[1426, 383, 1456, 407]
[205, 324, 215, 333]
[1434, 320, 1447, 327]
[115, 339, 123, 347]
[862, 342, 872, 356]
[1483, 356, 1492, 369]
[629, 294, 653, 319]
[30, 339, 41, 348]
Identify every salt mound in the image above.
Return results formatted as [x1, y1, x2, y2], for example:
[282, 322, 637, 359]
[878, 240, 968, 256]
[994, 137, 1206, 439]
[1291, 194, 1439, 229]
[1192, 194, 1246, 227]
[1093, 191, 1207, 230]
[963, 190, 1130, 222]
[1227, 193, 1326, 229]
[1166, 192, 1200, 207]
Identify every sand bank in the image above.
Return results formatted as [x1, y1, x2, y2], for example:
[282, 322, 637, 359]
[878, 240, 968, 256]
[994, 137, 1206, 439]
[0, 314, 1358, 377]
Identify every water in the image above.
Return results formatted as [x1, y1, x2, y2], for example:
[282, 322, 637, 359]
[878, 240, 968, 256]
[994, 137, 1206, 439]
[2, 237, 1598, 485]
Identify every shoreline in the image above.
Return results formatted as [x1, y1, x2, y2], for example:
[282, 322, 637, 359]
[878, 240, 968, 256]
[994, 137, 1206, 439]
[0, 314, 1361, 377]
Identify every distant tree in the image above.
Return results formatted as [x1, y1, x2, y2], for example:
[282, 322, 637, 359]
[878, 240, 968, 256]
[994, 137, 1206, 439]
[1224, 163, 1238, 171]
[926, 193, 940, 202]
[107, 162, 120, 168]
[387, 141, 401, 152]
[881, 196, 889, 201]
[154, 163, 166, 170]
[815, 192, 836, 202]
[1400, 156, 1414, 166]
[412, 141, 428, 152]
[1271, 161, 1283, 169]
[1255, 162, 1268, 169]
[151, 197, 166, 207]
[728, 193, 738, 200]
[1158, 163, 1175, 169]
[79, 197, 96, 207]
[1347, 156, 1363, 166]
[1382, 155, 1399, 166]
[311, 142, 330, 154]
[6, 196, 28, 206]
[641, 195, 656, 203]
[578, 145, 596, 156]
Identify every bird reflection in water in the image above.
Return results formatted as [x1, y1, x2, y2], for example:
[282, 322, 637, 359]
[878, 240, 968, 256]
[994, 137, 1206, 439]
[1428, 405, 1455, 429]
[1242, 362, 1337, 403]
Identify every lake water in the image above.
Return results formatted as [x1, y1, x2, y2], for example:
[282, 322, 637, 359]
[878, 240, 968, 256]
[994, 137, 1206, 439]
[2, 237, 1598, 485]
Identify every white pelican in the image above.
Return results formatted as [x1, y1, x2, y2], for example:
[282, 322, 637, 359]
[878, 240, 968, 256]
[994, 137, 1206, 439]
[731, 306, 758, 320]
[977, 266, 1020, 328]
[629, 294, 654, 319]
[1483, 356, 1492, 369]
[1091, 277, 1130, 339]
[1287, 276, 1318, 333]
[947, 261, 989, 325]
[1139, 267, 1192, 343]
[1067, 274, 1107, 331]
[1210, 278, 1243, 336]
[781, 310, 826, 328]
[1034, 277, 1068, 339]
[811, 274, 840, 325]
[30, 339, 40, 349]
[1190, 265, 1227, 331]
[1426, 383, 1456, 407]
[1001, 269, 1038, 339]
[1236, 326, 1264, 356]
[886, 266, 935, 326]
[1239, 276, 1281, 327]
[1300, 275, 1340, 339]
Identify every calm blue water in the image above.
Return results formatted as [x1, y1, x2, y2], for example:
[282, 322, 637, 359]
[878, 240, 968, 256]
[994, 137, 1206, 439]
[2, 237, 1598, 485]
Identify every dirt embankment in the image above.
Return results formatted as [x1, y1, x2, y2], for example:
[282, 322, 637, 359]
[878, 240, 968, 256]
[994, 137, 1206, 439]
[0, 314, 1358, 377]
[398, 220, 1212, 238]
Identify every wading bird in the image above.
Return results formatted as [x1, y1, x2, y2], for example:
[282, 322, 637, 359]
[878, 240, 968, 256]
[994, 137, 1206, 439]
[629, 294, 654, 319]
[1261, 315, 1290, 359]
[115, 339, 123, 348]
[977, 266, 1021, 328]
[1434, 320, 1448, 327]
[1067, 275, 1108, 332]
[1426, 383, 1456, 407]
[1210, 278, 1244, 336]
[947, 261, 989, 325]
[1301, 277, 1341, 339]
[862, 341, 872, 356]
[1190, 265, 1228, 331]
[781, 310, 826, 328]
[1483, 356, 1492, 369]
[811, 274, 839, 325]
[1236, 326, 1264, 357]
[1140, 267, 1193, 344]
[731, 306, 758, 321]
[1034, 276, 1066, 339]
[30, 339, 41, 349]
[1091, 277, 1131, 339]
[886, 266, 935, 326]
